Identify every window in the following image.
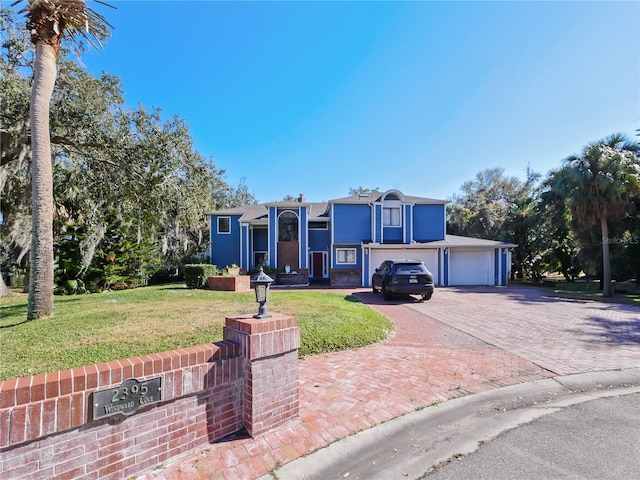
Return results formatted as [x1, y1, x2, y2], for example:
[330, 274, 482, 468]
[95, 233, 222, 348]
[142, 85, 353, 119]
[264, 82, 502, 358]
[309, 221, 328, 230]
[218, 217, 230, 234]
[278, 211, 299, 242]
[254, 252, 268, 267]
[383, 207, 401, 227]
[377, 261, 390, 273]
[336, 248, 356, 264]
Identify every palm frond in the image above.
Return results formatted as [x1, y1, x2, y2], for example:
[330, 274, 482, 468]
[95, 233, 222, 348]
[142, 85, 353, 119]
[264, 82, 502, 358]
[11, 0, 115, 48]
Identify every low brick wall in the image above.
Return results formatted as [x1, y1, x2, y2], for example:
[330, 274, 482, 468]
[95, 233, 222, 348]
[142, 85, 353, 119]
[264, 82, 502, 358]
[276, 269, 309, 286]
[207, 275, 251, 291]
[330, 268, 363, 287]
[0, 315, 300, 480]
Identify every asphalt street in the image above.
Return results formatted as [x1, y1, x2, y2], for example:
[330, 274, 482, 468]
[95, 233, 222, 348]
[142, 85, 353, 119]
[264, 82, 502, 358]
[424, 392, 640, 480]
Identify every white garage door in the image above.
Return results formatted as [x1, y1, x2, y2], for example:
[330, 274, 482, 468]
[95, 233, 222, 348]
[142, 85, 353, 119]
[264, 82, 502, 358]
[369, 249, 439, 285]
[449, 249, 494, 285]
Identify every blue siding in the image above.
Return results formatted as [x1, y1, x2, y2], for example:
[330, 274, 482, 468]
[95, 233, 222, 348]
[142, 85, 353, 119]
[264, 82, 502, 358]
[300, 207, 308, 268]
[382, 227, 402, 242]
[210, 215, 241, 267]
[374, 204, 382, 243]
[443, 248, 449, 286]
[241, 225, 249, 271]
[269, 207, 277, 268]
[412, 204, 445, 241]
[333, 204, 372, 244]
[363, 248, 370, 285]
[309, 229, 330, 251]
[253, 228, 268, 251]
[501, 249, 508, 286]
[404, 204, 412, 242]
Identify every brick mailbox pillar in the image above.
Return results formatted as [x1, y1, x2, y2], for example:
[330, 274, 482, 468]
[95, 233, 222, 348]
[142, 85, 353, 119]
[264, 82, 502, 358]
[223, 314, 301, 436]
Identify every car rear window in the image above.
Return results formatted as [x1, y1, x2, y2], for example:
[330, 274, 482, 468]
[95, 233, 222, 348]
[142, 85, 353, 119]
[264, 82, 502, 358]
[394, 263, 426, 273]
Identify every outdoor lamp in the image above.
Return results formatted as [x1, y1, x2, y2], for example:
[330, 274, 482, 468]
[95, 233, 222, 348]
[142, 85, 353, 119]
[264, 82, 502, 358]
[252, 266, 274, 318]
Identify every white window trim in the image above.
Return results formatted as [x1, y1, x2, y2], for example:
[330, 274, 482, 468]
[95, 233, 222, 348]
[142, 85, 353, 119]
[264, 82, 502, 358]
[218, 216, 231, 234]
[383, 206, 401, 227]
[336, 248, 357, 265]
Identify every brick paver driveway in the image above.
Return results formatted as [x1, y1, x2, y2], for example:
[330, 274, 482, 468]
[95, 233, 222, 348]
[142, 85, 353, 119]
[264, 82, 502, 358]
[139, 286, 640, 480]
[407, 286, 640, 375]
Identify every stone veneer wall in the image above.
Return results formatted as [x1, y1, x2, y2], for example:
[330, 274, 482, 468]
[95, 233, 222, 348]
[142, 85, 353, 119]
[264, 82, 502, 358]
[0, 315, 300, 480]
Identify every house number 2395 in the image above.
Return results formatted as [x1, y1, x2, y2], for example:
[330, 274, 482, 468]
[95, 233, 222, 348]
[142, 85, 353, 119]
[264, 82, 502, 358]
[93, 376, 162, 420]
[111, 382, 149, 402]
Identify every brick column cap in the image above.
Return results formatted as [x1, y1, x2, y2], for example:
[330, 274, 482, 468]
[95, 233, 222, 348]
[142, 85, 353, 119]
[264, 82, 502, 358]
[224, 314, 300, 361]
[225, 314, 298, 333]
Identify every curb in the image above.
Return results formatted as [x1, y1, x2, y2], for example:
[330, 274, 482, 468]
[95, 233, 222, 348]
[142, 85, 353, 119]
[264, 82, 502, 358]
[263, 368, 640, 480]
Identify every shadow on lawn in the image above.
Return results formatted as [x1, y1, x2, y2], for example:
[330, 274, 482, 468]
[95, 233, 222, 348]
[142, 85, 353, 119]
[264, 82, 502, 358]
[0, 304, 29, 328]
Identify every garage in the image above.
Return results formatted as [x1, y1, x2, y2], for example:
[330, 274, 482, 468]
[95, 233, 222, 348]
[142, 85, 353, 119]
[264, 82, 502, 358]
[363, 236, 513, 288]
[449, 249, 494, 285]
[369, 248, 440, 285]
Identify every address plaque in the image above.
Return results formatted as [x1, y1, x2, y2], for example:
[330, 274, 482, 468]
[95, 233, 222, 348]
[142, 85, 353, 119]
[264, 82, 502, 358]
[93, 377, 162, 420]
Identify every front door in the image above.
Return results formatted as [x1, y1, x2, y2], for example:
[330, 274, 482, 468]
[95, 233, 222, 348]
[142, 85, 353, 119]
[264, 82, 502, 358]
[311, 252, 326, 279]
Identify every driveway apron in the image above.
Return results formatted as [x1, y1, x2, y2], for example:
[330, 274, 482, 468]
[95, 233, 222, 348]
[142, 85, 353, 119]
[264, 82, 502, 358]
[136, 286, 640, 480]
[409, 287, 640, 376]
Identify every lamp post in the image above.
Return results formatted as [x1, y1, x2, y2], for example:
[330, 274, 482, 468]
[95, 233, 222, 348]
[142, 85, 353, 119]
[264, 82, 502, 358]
[252, 266, 274, 318]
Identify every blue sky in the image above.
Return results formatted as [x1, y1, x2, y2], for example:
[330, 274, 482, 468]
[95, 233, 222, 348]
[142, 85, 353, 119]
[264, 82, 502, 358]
[81, 1, 639, 203]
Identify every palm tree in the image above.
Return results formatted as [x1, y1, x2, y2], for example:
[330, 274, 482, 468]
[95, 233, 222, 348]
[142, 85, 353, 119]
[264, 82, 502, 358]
[11, 0, 112, 318]
[553, 134, 640, 296]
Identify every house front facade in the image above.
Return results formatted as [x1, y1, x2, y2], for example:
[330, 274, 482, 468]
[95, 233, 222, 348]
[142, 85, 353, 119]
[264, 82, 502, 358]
[209, 190, 516, 287]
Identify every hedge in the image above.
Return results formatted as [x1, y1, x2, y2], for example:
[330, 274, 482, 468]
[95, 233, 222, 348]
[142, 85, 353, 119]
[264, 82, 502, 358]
[184, 264, 220, 289]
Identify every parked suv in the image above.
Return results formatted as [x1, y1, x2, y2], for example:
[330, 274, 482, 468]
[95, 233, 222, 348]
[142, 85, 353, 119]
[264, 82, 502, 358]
[372, 259, 434, 301]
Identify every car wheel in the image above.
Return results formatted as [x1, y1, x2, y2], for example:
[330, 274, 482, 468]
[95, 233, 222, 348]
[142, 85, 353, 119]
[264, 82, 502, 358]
[421, 294, 432, 301]
[382, 284, 393, 300]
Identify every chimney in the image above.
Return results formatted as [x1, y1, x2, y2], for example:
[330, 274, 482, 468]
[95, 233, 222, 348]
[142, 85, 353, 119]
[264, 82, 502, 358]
[297, 194, 306, 203]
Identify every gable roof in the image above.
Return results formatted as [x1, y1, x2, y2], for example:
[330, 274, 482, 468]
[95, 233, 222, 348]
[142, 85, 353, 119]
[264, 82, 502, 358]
[208, 190, 448, 222]
[330, 191, 448, 205]
[433, 234, 517, 248]
[210, 201, 330, 222]
[365, 235, 517, 248]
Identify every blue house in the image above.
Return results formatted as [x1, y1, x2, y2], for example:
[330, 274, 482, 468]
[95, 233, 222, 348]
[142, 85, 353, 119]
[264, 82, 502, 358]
[208, 190, 516, 287]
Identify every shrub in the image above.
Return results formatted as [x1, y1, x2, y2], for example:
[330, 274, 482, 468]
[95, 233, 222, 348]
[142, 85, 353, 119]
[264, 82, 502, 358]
[251, 264, 277, 275]
[148, 267, 180, 286]
[85, 282, 101, 294]
[184, 264, 220, 289]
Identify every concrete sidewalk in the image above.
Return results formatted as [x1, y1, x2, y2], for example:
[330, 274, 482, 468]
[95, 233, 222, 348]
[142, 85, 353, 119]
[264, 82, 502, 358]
[136, 287, 640, 480]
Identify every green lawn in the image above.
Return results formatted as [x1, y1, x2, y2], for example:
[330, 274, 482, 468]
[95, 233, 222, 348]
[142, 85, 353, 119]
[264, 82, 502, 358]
[0, 284, 393, 381]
